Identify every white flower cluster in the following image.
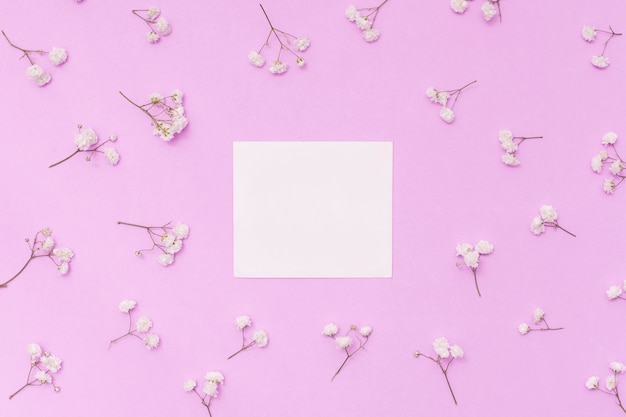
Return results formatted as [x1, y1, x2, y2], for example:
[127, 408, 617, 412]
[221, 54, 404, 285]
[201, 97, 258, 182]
[9, 343, 62, 399]
[2, 31, 68, 87]
[455, 240, 493, 297]
[499, 129, 542, 166]
[518, 308, 563, 335]
[581, 25, 622, 69]
[120, 90, 187, 141]
[322, 323, 372, 381]
[414, 336, 464, 405]
[425, 81, 476, 124]
[1, 228, 73, 289]
[49, 125, 120, 168]
[110, 300, 160, 350]
[184, 371, 225, 414]
[590, 132, 624, 194]
[132, 7, 171, 43]
[606, 280, 626, 300]
[248, 5, 310, 75]
[450, 0, 501, 22]
[119, 221, 189, 267]
[530, 205, 576, 237]
[227, 315, 269, 359]
[345, 1, 388, 43]
[586, 362, 626, 412]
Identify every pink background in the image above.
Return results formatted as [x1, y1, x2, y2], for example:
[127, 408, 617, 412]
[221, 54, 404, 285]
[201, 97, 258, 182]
[1, 0, 626, 415]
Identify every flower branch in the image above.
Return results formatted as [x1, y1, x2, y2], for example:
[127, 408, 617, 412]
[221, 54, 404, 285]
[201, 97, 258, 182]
[184, 372, 225, 416]
[587, 362, 626, 414]
[49, 124, 119, 168]
[518, 308, 564, 335]
[591, 132, 625, 194]
[119, 90, 187, 141]
[132, 6, 171, 43]
[499, 129, 542, 166]
[0, 228, 73, 289]
[415, 337, 464, 405]
[117, 221, 189, 266]
[345, 0, 390, 42]
[530, 205, 576, 237]
[109, 300, 160, 350]
[455, 240, 493, 297]
[322, 323, 372, 381]
[227, 315, 269, 359]
[426, 80, 477, 123]
[9, 343, 62, 399]
[582, 25, 622, 68]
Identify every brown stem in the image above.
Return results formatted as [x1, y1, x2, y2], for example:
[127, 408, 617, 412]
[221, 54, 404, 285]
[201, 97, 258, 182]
[331, 351, 351, 381]
[227, 341, 256, 359]
[471, 268, 481, 297]
[440, 364, 458, 405]
[8, 382, 30, 400]
[555, 224, 576, 238]
[0, 256, 34, 288]
[49, 149, 81, 168]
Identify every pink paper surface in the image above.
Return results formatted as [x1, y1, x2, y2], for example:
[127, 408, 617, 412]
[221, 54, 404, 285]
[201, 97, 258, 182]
[1, 0, 626, 416]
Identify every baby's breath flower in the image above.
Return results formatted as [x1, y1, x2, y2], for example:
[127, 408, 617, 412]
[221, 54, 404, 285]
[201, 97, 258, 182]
[323, 323, 372, 380]
[50, 125, 121, 168]
[120, 90, 187, 141]
[456, 240, 493, 297]
[439, 107, 455, 123]
[591, 55, 610, 68]
[183, 380, 196, 392]
[9, 344, 62, 399]
[584, 26, 621, 68]
[427, 81, 476, 123]
[450, 0, 469, 14]
[415, 336, 464, 404]
[363, 28, 380, 42]
[530, 205, 575, 237]
[518, 309, 563, 334]
[144, 334, 160, 350]
[586, 376, 599, 390]
[235, 315, 252, 329]
[345, 1, 389, 42]
[481, 1, 497, 21]
[582, 26, 596, 42]
[132, 8, 172, 42]
[110, 301, 160, 351]
[248, 51, 265, 67]
[294, 37, 310, 51]
[48, 47, 68, 65]
[345, 5, 359, 21]
[118, 299, 137, 313]
[269, 60, 288, 74]
[228, 316, 269, 359]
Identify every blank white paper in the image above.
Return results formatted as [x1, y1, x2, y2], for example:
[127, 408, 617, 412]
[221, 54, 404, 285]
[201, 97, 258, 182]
[233, 141, 392, 278]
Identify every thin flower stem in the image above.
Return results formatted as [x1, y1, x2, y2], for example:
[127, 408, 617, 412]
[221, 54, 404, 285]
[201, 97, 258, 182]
[331, 337, 369, 381]
[0, 256, 34, 288]
[600, 27, 622, 56]
[8, 383, 31, 400]
[471, 268, 481, 297]
[119, 91, 161, 126]
[204, 397, 213, 417]
[1, 30, 41, 65]
[227, 341, 256, 359]
[448, 80, 477, 110]
[49, 149, 81, 168]
[332, 351, 352, 381]
[117, 221, 165, 230]
[439, 362, 458, 405]
[495, 0, 502, 23]
[554, 224, 576, 238]
[131, 9, 156, 31]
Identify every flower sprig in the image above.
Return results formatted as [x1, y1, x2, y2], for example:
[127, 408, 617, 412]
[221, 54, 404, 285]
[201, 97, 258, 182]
[455, 240, 494, 297]
[109, 300, 160, 350]
[591, 132, 625, 194]
[117, 221, 189, 266]
[119, 89, 187, 141]
[345, 0, 390, 43]
[450, 0, 501, 23]
[606, 281, 626, 301]
[581, 25, 622, 69]
[586, 362, 626, 414]
[0, 228, 73, 289]
[1, 30, 67, 86]
[530, 205, 576, 237]
[227, 315, 269, 359]
[184, 372, 225, 416]
[9, 343, 62, 399]
[49, 125, 119, 168]
[322, 323, 372, 381]
[426, 80, 477, 124]
[248, 4, 311, 74]
[414, 337, 464, 405]
[518, 308, 563, 335]
[499, 129, 542, 166]
[132, 6, 171, 43]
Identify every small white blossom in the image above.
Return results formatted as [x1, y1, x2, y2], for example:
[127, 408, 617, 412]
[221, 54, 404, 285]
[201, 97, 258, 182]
[610, 160, 623, 174]
[360, 326, 372, 337]
[608, 285, 624, 300]
[203, 381, 218, 397]
[450, 0, 469, 13]
[582, 26, 596, 42]
[533, 308, 545, 324]
[539, 205, 558, 222]
[58, 262, 69, 275]
[205, 371, 224, 384]
[475, 240, 494, 255]
[42, 228, 51, 237]
[235, 315, 252, 329]
[36, 73, 51, 86]
[345, 5, 359, 21]
[144, 334, 160, 350]
[171, 89, 183, 104]
[27, 343, 42, 358]
[481, 2, 497, 21]
[74, 128, 98, 151]
[602, 132, 618, 145]
[336, 336, 353, 349]
[604, 178, 616, 194]
[253, 330, 269, 347]
[269, 60, 287, 74]
[41, 355, 62, 373]
[591, 55, 610, 68]
[173, 223, 190, 239]
[500, 139, 517, 154]
[183, 380, 196, 392]
[118, 299, 137, 313]
[146, 31, 160, 43]
[248, 51, 265, 67]
[586, 376, 599, 389]
[363, 28, 380, 42]
[35, 371, 52, 384]
[155, 17, 171, 35]
[600, 149, 609, 159]
[463, 251, 479, 268]
[530, 216, 545, 235]
[610, 362, 626, 373]
[157, 253, 174, 266]
[294, 37, 310, 51]
[147, 6, 160, 19]
[53, 247, 73, 262]
[136, 315, 153, 333]
[48, 47, 68, 66]
[450, 345, 464, 358]
[455, 243, 473, 256]
[433, 337, 450, 358]
[166, 239, 183, 254]
[26, 64, 43, 80]
[104, 147, 120, 165]
[42, 237, 55, 251]
[518, 323, 530, 335]
[323, 323, 338, 336]
[355, 16, 371, 30]
[149, 93, 163, 103]
[426, 87, 437, 101]
[435, 92, 449, 106]
[499, 130, 513, 142]
[606, 374, 617, 390]
[439, 107, 455, 123]
[591, 155, 603, 172]
[502, 153, 520, 166]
